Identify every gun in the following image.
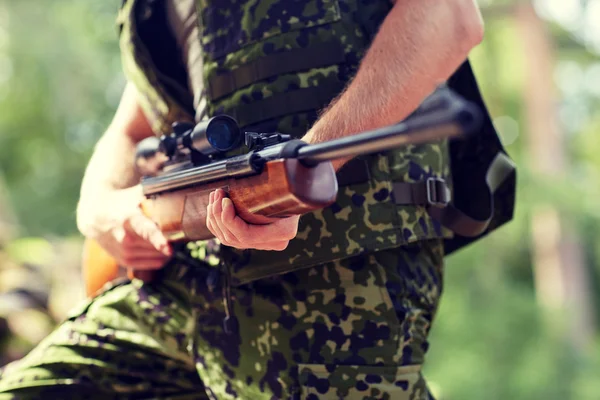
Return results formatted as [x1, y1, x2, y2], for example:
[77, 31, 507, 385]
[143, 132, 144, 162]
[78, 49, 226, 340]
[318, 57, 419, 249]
[82, 87, 482, 297]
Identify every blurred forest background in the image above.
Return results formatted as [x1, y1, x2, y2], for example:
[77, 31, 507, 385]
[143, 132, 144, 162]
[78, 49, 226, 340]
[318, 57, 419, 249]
[0, 0, 599, 399]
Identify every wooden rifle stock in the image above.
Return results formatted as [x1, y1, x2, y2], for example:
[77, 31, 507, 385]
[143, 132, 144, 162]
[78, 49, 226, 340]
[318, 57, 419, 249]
[82, 159, 337, 297]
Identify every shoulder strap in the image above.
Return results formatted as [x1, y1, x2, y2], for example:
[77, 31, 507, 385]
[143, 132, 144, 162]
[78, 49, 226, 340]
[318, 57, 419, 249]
[391, 152, 515, 237]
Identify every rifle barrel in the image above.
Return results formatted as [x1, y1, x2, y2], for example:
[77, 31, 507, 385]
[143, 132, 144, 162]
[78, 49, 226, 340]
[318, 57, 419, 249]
[297, 92, 481, 165]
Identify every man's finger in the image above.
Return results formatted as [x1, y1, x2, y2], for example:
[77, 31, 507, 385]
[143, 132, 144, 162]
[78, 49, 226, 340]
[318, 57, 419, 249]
[250, 240, 291, 251]
[121, 257, 168, 270]
[217, 196, 244, 244]
[218, 201, 292, 250]
[221, 198, 298, 244]
[129, 215, 172, 256]
[121, 246, 169, 260]
[211, 191, 235, 244]
[207, 191, 230, 244]
[207, 218, 231, 247]
[220, 197, 256, 244]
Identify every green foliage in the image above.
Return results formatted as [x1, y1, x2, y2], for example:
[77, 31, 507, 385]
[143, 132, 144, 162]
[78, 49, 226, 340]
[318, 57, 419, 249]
[421, 2, 600, 398]
[0, 0, 123, 236]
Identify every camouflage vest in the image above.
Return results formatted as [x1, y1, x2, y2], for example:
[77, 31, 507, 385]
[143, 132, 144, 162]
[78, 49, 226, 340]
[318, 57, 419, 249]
[116, 0, 516, 284]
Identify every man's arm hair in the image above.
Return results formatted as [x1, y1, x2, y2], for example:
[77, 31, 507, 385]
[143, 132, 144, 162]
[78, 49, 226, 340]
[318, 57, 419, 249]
[76, 83, 155, 236]
[304, 0, 484, 170]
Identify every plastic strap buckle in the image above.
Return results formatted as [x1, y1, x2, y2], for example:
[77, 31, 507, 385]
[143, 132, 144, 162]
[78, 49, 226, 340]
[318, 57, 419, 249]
[426, 177, 450, 208]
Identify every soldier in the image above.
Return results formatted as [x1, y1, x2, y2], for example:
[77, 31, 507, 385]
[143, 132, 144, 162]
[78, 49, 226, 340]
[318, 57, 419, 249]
[0, 0, 515, 399]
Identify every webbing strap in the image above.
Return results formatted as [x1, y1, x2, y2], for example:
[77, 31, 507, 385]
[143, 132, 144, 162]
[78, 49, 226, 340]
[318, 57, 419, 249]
[208, 41, 346, 101]
[225, 81, 345, 128]
[336, 158, 371, 187]
[392, 152, 516, 237]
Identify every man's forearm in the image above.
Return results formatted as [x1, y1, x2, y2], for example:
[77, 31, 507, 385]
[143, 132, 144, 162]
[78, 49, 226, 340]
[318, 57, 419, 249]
[76, 128, 144, 235]
[303, 0, 484, 170]
[84, 128, 141, 191]
[76, 84, 154, 236]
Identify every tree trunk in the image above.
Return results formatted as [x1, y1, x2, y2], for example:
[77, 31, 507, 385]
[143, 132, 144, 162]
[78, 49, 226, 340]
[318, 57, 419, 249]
[516, 1, 595, 351]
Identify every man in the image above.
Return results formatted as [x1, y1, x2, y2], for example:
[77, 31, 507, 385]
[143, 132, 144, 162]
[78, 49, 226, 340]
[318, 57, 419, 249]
[0, 0, 507, 398]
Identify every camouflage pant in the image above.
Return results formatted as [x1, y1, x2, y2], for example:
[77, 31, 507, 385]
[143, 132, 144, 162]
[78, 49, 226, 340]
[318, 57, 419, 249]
[0, 239, 444, 399]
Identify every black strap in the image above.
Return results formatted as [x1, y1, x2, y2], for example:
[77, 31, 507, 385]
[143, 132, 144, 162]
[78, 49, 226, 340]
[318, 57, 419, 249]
[225, 81, 345, 128]
[208, 41, 346, 101]
[393, 177, 452, 208]
[391, 152, 515, 237]
[336, 158, 371, 186]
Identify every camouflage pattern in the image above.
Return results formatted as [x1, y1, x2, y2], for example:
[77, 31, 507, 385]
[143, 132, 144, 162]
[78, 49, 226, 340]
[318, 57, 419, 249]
[116, 0, 453, 285]
[0, 0, 507, 397]
[117, 0, 196, 135]
[200, 0, 453, 282]
[0, 239, 444, 399]
[220, 131, 452, 286]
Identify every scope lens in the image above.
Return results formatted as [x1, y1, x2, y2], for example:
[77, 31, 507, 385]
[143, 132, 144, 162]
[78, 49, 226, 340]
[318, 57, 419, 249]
[206, 117, 241, 151]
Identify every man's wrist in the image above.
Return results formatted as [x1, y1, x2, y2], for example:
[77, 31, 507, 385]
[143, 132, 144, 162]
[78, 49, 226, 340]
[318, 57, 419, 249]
[302, 105, 356, 172]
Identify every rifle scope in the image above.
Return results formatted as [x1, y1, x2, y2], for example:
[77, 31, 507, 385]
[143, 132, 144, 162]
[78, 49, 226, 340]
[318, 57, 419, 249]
[158, 115, 243, 161]
[187, 115, 242, 155]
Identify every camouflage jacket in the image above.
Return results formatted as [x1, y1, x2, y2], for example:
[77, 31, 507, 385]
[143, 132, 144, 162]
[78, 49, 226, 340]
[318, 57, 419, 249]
[116, 0, 514, 285]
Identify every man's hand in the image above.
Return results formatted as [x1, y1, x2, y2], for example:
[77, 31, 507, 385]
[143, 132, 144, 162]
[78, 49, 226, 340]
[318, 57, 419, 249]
[77, 84, 173, 275]
[206, 189, 300, 251]
[79, 185, 172, 271]
[97, 211, 172, 271]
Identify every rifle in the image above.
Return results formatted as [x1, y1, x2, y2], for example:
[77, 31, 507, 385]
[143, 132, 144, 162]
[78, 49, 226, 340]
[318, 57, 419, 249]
[82, 87, 482, 297]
